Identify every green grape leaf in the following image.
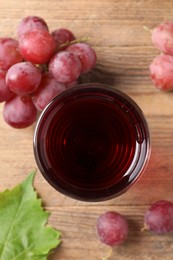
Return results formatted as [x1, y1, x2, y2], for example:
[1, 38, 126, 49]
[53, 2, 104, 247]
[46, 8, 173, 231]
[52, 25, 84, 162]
[0, 171, 61, 260]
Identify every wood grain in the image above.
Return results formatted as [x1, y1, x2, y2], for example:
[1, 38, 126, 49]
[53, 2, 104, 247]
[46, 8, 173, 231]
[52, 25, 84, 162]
[0, 0, 173, 259]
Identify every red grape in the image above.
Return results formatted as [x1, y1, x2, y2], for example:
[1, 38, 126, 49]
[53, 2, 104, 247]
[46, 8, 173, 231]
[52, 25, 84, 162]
[0, 69, 15, 102]
[19, 30, 56, 64]
[17, 16, 49, 38]
[149, 54, 173, 90]
[144, 200, 173, 234]
[152, 22, 173, 55]
[3, 95, 37, 128]
[67, 43, 97, 73]
[6, 62, 42, 96]
[49, 51, 81, 83]
[96, 211, 129, 246]
[51, 28, 75, 50]
[0, 38, 23, 70]
[32, 73, 65, 111]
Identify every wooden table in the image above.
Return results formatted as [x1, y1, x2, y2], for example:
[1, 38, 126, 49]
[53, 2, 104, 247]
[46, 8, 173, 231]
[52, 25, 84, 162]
[0, 0, 173, 259]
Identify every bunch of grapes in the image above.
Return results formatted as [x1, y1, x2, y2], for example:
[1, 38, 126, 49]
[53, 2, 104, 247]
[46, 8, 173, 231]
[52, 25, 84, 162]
[0, 16, 97, 128]
[150, 21, 173, 91]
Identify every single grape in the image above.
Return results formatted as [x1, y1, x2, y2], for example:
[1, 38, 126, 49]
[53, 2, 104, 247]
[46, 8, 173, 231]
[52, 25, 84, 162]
[51, 28, 76, 50]
[96, 211, 129, 246]
[0, 38, 23, 70]
[144, 200, 173, 234]
[0, 69, 15, 102]
[149, 53, 173, 90]
[3, 95, 37, 128]
[32, 73, 66, 111]
[17, 16, 49, 38]
[49, 51, 81, 83]
[5, 62, 42, 96]
[19, 30, 56, 64]
[152, 22, 173, 55]
[66, 43, 97, 73]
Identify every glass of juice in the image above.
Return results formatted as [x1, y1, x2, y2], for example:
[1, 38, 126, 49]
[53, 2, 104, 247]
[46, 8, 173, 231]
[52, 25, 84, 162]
[33, 83, 150, 201]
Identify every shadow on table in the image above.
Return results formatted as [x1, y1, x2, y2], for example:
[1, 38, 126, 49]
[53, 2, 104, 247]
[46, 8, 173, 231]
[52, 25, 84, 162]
[79, 66, 117, 86]
[109, 218, 143, 258]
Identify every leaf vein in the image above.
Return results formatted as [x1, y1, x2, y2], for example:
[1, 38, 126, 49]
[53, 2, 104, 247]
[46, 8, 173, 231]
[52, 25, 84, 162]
[0, 189, 26, 259]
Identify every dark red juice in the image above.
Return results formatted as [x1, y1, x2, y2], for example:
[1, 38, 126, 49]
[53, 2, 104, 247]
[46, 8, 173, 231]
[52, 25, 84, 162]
[34, 84, 150, 201]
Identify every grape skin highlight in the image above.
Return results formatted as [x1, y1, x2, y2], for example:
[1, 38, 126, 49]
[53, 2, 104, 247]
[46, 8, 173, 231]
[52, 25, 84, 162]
[152, 22, 173, 56]
[96, 211, 129, 246]
[17, 16, 49, 39]
[144, 200, 173, 234]
[149, 54, 173, 90]
[3, 95, 37, 128]
[6, 62, 42, 96]
[19, 30, 56, 64]
[49, 51, 82, 83]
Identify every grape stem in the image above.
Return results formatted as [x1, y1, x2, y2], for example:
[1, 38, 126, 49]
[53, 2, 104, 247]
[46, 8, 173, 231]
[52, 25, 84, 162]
[56, 36, 91, 51]
[141, 222, 148, 232]
[143, 25, 152, 33]
[38, 63, 49, 73]
[102, 247, 113, 260]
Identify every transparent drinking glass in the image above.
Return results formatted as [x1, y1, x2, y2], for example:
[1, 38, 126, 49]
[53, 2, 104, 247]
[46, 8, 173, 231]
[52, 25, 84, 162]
[33, 83, 150, 202]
